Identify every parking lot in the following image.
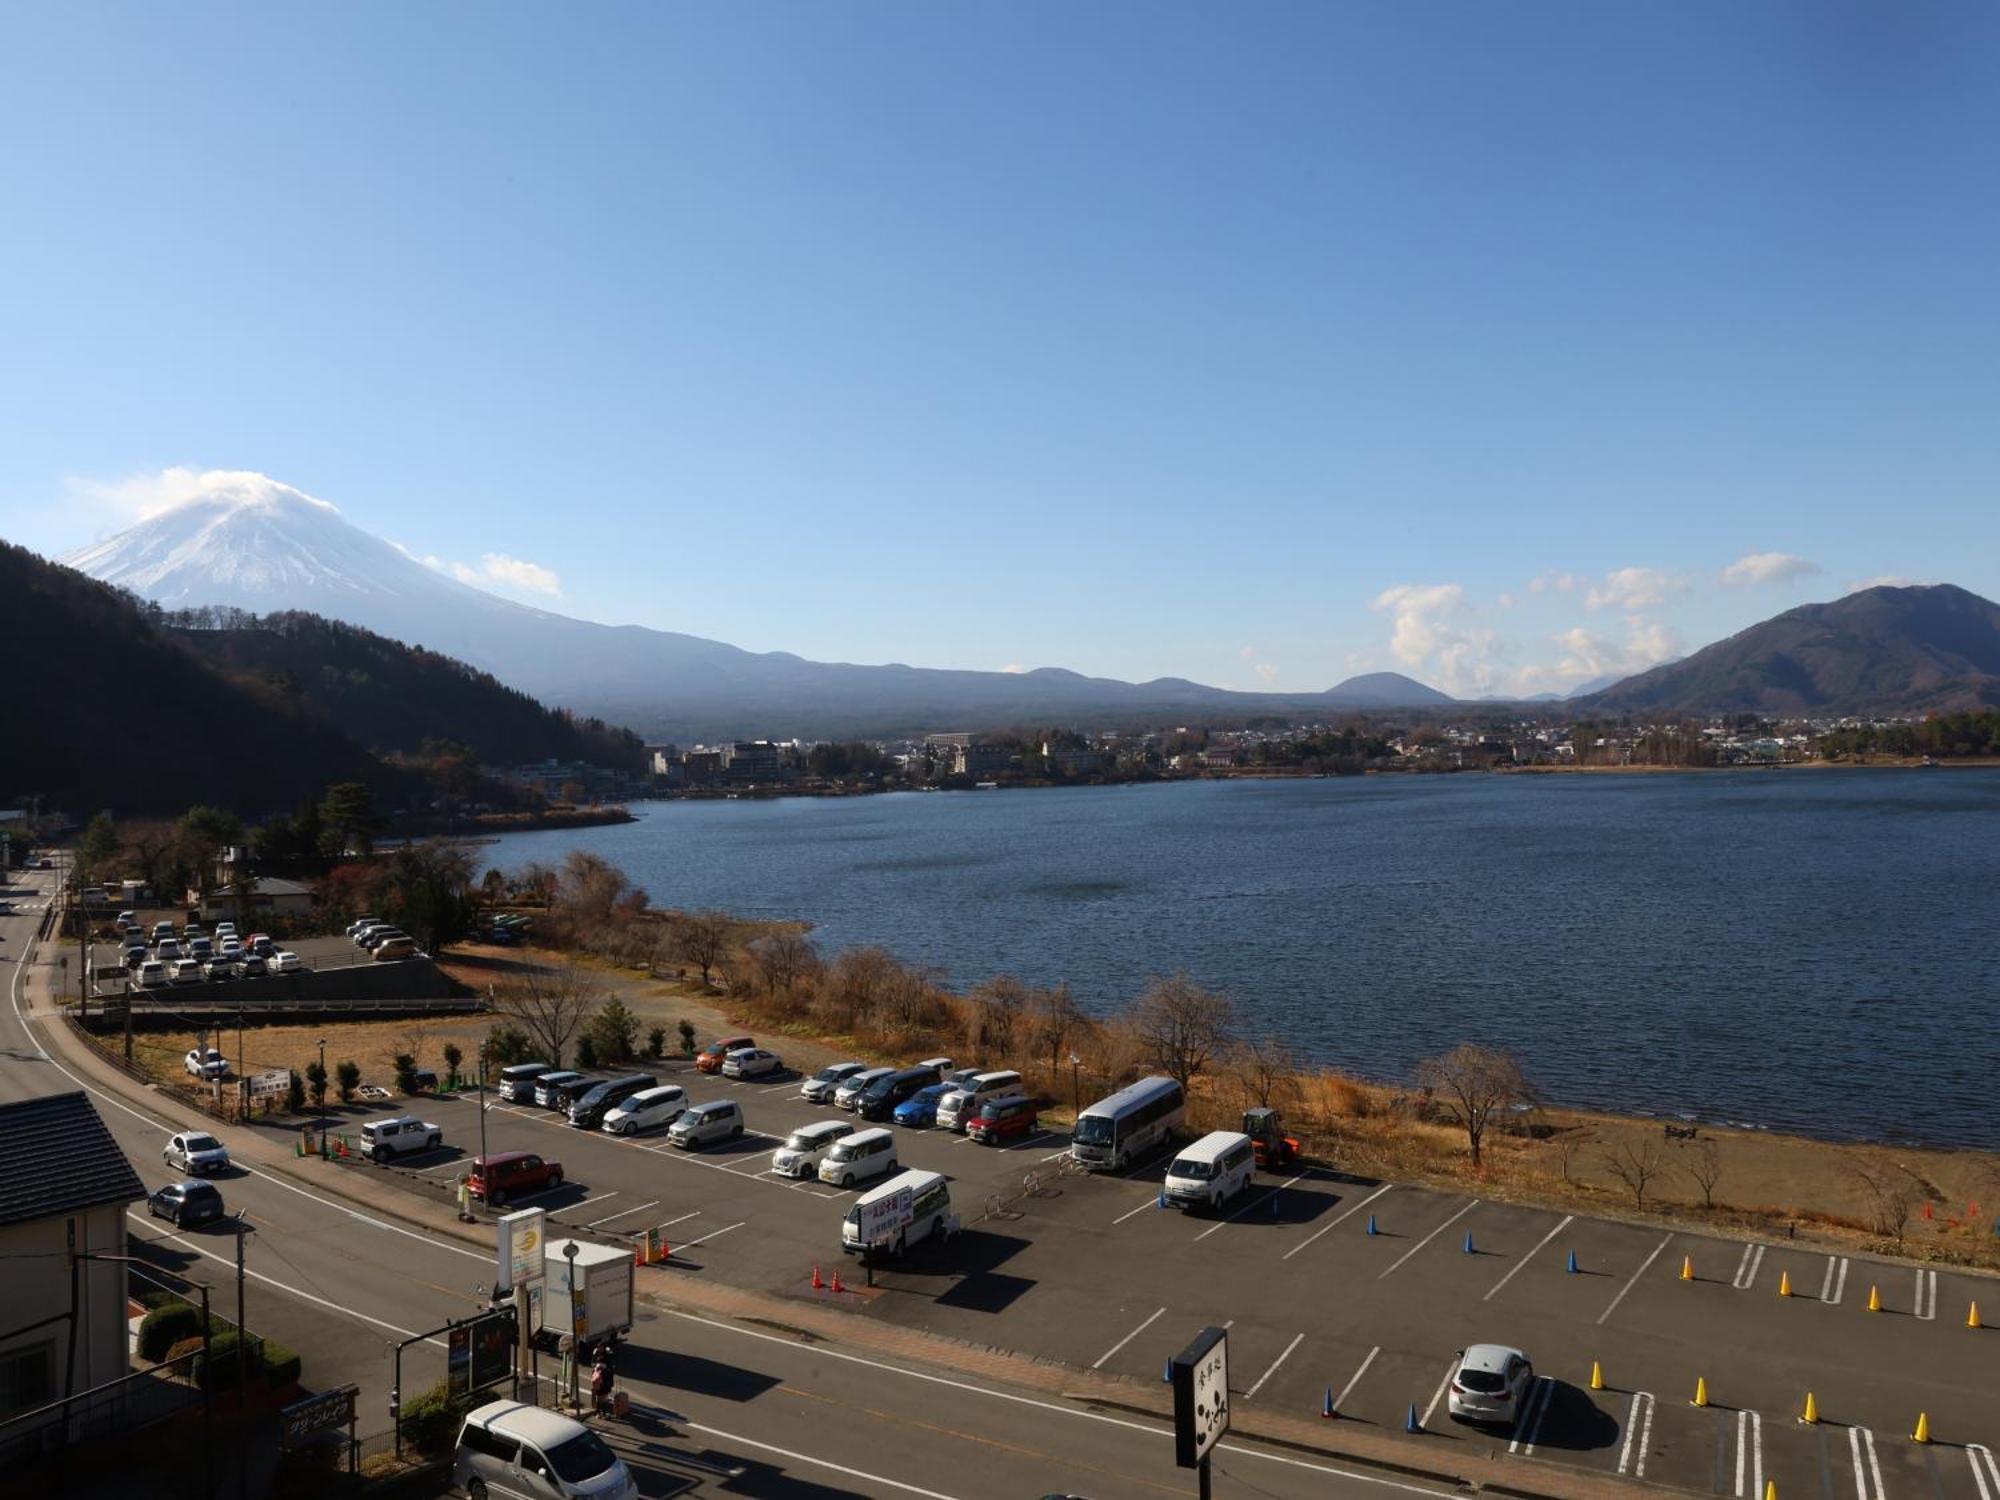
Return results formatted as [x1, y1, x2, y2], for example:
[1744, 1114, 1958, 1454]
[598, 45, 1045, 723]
[325, 1054, 1999, 1500]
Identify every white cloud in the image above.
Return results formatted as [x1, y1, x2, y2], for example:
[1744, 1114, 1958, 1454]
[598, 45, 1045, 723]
[463, 552, 562, 598]
[1254, 662, 1278, 683]
[1370, 582, 1501, 695]
[1722, 551, 1820, 588]
[1527, 571, 1578, 596]
[1000, 663, 1028, 674]
[1238, 645, 1257, 662]
[1510, 616, 1682, 693]
[66, 466, 339, 524]
[1496, 592, 1516, 610]
[1844, 574, 1922, 594]
[1585, 566, 1684, 612]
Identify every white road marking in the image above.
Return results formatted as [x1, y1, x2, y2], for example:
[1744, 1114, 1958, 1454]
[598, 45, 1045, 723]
[1482, 1214, 1574, 1301]
[589, 1198, 658, 1229]
[1848, 1425, 1886, 1500]
[1732, 1408, 1762, 1499]
[1597, 1234, 1673, 1325]
[1243, 1332, 1305, 1400]
[1091, 1306, 1166, 1370]
[760, 1080, 800, 1094]
[1191, 1171, 1306, 1241]
[654, 1409, 960, 1499]
[1967, 1444, 1998, 1500]
[1377, 1199, 1479, 1279]
[1421, 1360, 1456, 1429]
[654, 1209, 703, 1231]
[1000, 1131, 1056, 1151]
[1733, 1242, 1767, 1290]
[1914, 1267, 1937, 1320]
[1616, 1392, 1656, 1478]
[1327, 1345, 1380, 1418]
[1113, 1192, 1161, 1226]
[1281, 1182, 1393, 1261]
[672, 1220, 747, 1251]
[1820, 1255, 1851, 1305]
[1509, 1376, 1554, 1455]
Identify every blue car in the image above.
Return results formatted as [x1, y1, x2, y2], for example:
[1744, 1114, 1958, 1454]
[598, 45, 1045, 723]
[893, 1081, 958, 1128]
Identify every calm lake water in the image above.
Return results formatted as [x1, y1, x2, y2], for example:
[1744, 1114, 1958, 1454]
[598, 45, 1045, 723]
[489, 772, 2000, 1148]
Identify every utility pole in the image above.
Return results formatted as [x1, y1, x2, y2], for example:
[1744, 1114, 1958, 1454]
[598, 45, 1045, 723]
[478, 1056, 489, 1166]
[232, 1216, 254, 1500]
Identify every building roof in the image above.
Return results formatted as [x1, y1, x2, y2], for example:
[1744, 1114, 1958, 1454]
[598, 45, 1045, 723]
[0, 1091, 147, 1228]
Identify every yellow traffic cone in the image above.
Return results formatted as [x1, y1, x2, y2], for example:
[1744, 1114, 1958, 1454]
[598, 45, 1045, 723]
[1680, 1255, 1695, 1281]
[1589, 1361, 1604, 1391]
[1969, 1301, 1982, 1330]
[1866, 1284, 1881, 1312]
[1800, 1392, 1818, 1426]
[1764, 1482, 1777, 1500]
[1913, 1412, 1930, 1445]
[1778, 1270, 1793, 1298]
[1692, 1376, 1709, 1408]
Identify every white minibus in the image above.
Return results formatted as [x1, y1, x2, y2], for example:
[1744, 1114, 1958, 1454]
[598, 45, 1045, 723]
[1162, 1130, 1256, 1213]
[1070, 1075, 1185, 1171]
[841, 1168, 955, 1257]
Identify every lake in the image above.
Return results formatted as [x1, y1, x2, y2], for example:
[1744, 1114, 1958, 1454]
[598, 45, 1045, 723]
[485, 771, 2000, 1148]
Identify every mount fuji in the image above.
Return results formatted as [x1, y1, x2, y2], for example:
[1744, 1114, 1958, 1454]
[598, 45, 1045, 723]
[62, 473, 1455, 739]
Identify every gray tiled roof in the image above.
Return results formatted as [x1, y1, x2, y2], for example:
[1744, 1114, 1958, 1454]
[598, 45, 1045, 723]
[0, 1091, 146, 1228]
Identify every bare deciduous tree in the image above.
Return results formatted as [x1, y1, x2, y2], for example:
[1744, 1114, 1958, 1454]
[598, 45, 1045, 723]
[1233, 1035, 1297, 1109]
[1413, 1043, 1530, 1169]
[1031, 983, 1085, 1082]
[494, 964, 601, 1070]
[673, 910, 730, 991]
[967, 975, 1030, 1055]
[1126, 973, 1236, 1090]
[1600, 1132, 1671, 1211]
[748, 931, 820, 996]
[1679, 1138, 1724, 1210]
[1555, 1125, 1595, 1187]
[1851, 1157, 1922, 1251]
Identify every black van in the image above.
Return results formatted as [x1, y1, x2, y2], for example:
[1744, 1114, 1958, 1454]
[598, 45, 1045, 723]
[568, 1073, 657, 1129]
[497, 1062, 552, 1103]
[857, 1067, 940, 1122]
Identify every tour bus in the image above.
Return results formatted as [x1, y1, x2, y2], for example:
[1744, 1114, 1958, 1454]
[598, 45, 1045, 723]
[1161, 1130, 1256, 1213]
[1070, 1075, 1186, 1171]
[840, 1168, 955, 1257]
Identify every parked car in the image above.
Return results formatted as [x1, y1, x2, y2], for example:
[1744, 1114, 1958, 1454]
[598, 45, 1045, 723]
[184, 1047, 227, 1080]
[116, 909, 137, 928]
[187, 936, 213, 961]
[720, 1046, 780, 1080]
[817, 1126, 899, 1188]
[351, 922, 392, 948]
[122, 942, 148, 968]
[155, 938, 182, 962]
[834, 1067, 895, 1112]
[496, 1062, 552, 1103]
[451, 1400, 635, 1500]
[246, 933, 274, 956]
[164, 1131, 231, 1175]
[203, 957, 235, 982]
[893, 1081, 959, 1128]
[916, 1056, 955, 1078]
[346, 915, 379, 939]
[855, 1067, 939, 1122]
[935, 1070, 1025, 1132]
[800, 1061, 868, 1104]
[218, 938, 244, 959]
[372, 937, 419, 961]
[771, 1120, 853, 1178]
[533, 1071, 586, 1108]
[238, 954, 269, 977]
[271, 949, 301, 973]
[540, 1074, 597, 1112]
[966, 1094, 1040, 1146]
[147, 1180, 226, 1228]
[600, 1085, 688, 1135]
[360, 926, 407, 951]
[667, 1099, 744, 1150]
[466, 1151, 562, 1207]
[568, 1073, 656, 1130]
[1448, 1344, 1535, 1425]
[695, 1035, 755, 1075]
[150, 920, 175, 942]
[360, 1115, 443, 1161]
[171, 958, 202, 985]
[214, 922, 238, 940]
[136, 960, 170, 988]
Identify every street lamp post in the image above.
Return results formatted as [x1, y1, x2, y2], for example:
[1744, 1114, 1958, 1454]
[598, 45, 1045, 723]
[1069, 1052, 1082, 1118]
[317, 1036, 327, 1109]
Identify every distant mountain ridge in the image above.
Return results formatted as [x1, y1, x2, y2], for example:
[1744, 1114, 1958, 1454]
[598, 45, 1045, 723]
[1572, 584, 2000, 716]
[63, 479, 1454, 739]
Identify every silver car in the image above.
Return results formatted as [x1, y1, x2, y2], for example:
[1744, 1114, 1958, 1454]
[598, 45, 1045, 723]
[1447, 1343, 1534, 1425]
[799, 1061, 867, 1103]
[164, 1130, 231, 1175]
[667, 1099, 743, 1150]
[833, 1067, 895, 1112]
[452, 1400, 636, 1500]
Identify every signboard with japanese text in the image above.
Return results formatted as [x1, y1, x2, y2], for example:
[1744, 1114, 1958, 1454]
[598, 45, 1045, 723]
[1171, 1325, 1229, 1468]
[497, 1207, 546, 1292]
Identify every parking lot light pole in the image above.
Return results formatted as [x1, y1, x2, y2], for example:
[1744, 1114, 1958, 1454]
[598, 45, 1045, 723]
[1069, 1053, 1081, 1118]
[478, 1057, 489, 1166]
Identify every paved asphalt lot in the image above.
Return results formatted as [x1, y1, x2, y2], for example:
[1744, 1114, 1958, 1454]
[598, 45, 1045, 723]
[325, 1063, 2000, 1500]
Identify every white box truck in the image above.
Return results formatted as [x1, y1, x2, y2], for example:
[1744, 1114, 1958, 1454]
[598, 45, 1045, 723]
[538, 1238, 634, 1349]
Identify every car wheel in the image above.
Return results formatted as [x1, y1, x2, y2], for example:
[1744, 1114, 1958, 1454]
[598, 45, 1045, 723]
[548, 1170, 563, 1188]
[731, 1123, 743, 1140]
[428, 1135, 440, 1150]
[489, 1188, 506, 1207]
[841, 1174, 854, 1188]
[467, 1481, 489, 1500]
[372, 1147, 389, 1164]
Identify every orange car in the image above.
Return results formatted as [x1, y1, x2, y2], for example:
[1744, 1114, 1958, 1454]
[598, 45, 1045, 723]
[695, 1035, 754, 1074]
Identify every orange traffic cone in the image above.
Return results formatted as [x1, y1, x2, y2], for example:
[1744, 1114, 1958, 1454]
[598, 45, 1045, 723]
[1680, 1255, 1695, 1281]
[1778, 1270, 1793, 1298]
[811, 1263, 823, 1289]
[830, 1269, 844, 1294]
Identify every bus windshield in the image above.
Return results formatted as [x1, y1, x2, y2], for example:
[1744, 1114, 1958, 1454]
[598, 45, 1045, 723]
[1072, 1115, 1115, 1147]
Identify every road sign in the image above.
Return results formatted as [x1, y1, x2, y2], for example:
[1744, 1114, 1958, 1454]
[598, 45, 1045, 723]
[248, 1068, 291, 1099]
[1171, 1325, 1229, 1469]
[856, 1184, 913, 1248]
[281, 1384, 357, 1448]
[497, 1207, 546, 1292]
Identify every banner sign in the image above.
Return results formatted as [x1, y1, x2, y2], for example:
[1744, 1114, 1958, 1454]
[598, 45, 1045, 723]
[497, 1207, 546, 1292]
[281, 1384, 357, 1448]
[249, 1069, 291, 1098]
[857, 1185, 912, 1248]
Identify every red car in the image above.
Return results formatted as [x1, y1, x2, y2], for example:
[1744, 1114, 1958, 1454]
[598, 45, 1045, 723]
[465, 1150, 563, 1207]
[966, 1095, 1039, 1146]
[695, 1035, 754, 1074]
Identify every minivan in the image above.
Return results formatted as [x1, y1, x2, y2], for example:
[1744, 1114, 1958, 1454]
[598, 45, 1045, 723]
[771, 1119, 853, 1178]
[800, 1061, 868, 1104]
[452, 1400, 637, 1500]
[916, 1056, 955, 1078]
[1162, 1130, 1256, 1213]
[467, 1151, 563, 1207]
[817, 1126, 898, 1188]
[966, 1093, 1039, 1146]
[497, 1063, 552, 1102]
[601, 1084, 687, 1135]
[567, 1073, 656, 1129]
[935, 1070, 1024, 1132]
[834, 1067, 895, 1111]
[534, 1071, 586, 1108]
[541, 1073, 598, 1112]
[668, 1099, 744, 1149]
[855, 1066, 937, 1122]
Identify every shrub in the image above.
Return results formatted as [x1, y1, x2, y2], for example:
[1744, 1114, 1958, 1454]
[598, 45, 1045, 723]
[646, 1026, 666, 1059]
[442, 1042, 463, 1087]
[484, 1022, 533, 1068]
[398, 1377, 475, 1453]
[573, 1034, 598, 1070]
[677, 1019, 696, 1057]
[139, 1300, 203, 1361]
[392, 1053, 421, 1094]
[586, 997, 640, 1064]
[335, 1060, 361, 1103]
[286, 1070, 306, 1114]
[305, 1061, 329, 1108]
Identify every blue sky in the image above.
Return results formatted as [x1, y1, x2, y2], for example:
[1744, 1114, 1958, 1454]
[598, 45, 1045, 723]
[3, 3, 1995, 696]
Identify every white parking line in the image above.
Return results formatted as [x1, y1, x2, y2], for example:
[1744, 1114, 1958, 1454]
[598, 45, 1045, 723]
[1482, 1214, 1574, 1301]
[1193, 1171, 1307, 1241]
[1327, 1346, 1379, 1418]
[1281, 1182, 1393, 1262]
[1848, 1425, 1884, 1500]
[568, 1191, 619, 1212]
[760, 1080, 800, 1094]
[413, 1159, 464, 1174]
[1508, 1376, 1555, 1454]
[1967, 1444, 1999, 1500]
[588, 1198, 658, 1229]
[675, 1220, 746, 1251]
[1001, 1131, 1056, 1152]
[1113, 1192, 1161, 1226]
[1914, 1267, 1937, 1320]
[1616, 1392, 1656, 1478]
[1243, 1332, 1305, 1400]
[1377, 1200, 1479, 1279]
[1597, 1234, 1673, 1325]
[1732, 1409, 1762, 1498]
[1821, 1255, 1850, 1305]
[655, 1209, 702, 1230]
[1091, 1306, 1166, 1370]
[1420, 1360, 1455, 1428]
[1038, 1146, 1073, 1162]
[1732, 1242, 1767, 1290]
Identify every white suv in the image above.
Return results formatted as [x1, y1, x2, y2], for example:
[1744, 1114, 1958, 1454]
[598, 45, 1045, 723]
[184, 1047, 227, 1080]
[361, 1115, 443, 1161]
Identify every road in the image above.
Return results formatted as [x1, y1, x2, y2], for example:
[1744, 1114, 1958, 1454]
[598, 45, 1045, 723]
[2, 859, 1476, 1499]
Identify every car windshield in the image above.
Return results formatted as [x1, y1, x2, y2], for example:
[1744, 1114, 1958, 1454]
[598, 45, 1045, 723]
[1458, 1368, 1507, 1393]
[185, 1136, 222, 1154]
[815, 1065, 851, 1082]
[1169, 1157, 1213, 1180]
[784, 1130, 823, 1150]
[543, 1430, 619, 1484]
[1073, 1115, 1114, 1146]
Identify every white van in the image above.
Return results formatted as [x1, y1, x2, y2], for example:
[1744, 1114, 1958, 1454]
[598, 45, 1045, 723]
[601, 1084, 688, 1135]
[935, 1070, 1024, 1133]
[771, 1119, 854, 1178]
[452, 1400, 636, 1500]
[833, 1067, 895, 1112]
[1162, 1130, 1256, 1213]
[817, 1126, 898, 1188]
[916, 1056, 955, 1078]
[841, 1168, 956, 1257]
